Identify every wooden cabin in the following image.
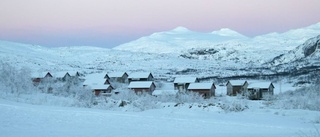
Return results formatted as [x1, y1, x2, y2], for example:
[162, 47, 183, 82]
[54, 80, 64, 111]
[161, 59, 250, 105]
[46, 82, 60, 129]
[128, 81, 156, 94]
[247, 82, 275, 100]
[187, 83, 216, 98]
[52, 72, 71, 81]
[106, 72, 128, 83]
[91, 84, 114, 96]
[67, 71, 84, 83]
[128, 72, 154, 82]
[67, 71, 81, 78]
[83, 74, 109, 86]
[44, 72, 53, 78]
[226, 80, 248, 96]
[173, 77, 199, 92]
[31, 72, 53, 84]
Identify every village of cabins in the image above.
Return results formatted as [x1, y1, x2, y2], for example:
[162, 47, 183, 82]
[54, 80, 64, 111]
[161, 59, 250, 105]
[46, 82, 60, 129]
[32, 71, 275, 100]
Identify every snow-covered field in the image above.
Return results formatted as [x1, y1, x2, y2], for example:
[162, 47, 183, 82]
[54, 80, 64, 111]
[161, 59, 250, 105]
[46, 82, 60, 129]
[0, 98, 319, 137]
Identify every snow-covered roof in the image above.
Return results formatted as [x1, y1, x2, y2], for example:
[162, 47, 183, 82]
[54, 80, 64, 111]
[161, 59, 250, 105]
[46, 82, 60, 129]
[108, 72, 127, 77]
[128, 72, 152, 79]
[174, 77, 197, 83]
[227, 80, 247, 86]
[188, 83, 215, 90]
[52, 72, 69, 78]
[89, 84, 112, 90]
[152, 90, 178, 96]
[67, 71, 80, 77]
[248, 82, 273, 89]
[83, 79, 106, 86]
[128, 81, 154, 88]
[85, 73, 105, 79]
[83, 73, 107, 85]
[31, 72, 50, 78]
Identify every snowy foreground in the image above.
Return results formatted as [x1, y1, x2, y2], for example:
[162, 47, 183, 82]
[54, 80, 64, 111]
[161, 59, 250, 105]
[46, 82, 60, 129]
[0, 99, 319, 137]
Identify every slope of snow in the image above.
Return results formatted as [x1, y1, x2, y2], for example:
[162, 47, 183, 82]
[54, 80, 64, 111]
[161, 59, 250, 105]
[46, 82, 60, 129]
[114, 27, 249, 54]
[1, 23, 320, 81]
[253, 22, 320, 50]
[113, 23, 320, 61]
[269, 35, 320, 66]
[0, 39, 291, 79]
[0, 99, 319, 137]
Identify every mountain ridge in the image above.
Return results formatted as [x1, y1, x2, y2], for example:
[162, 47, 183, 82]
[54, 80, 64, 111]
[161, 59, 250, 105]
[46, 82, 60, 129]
[114, 22, 320, 54]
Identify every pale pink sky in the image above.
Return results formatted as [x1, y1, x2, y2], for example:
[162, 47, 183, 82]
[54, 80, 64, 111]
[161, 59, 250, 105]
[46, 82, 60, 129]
[0, 0, 320, 48]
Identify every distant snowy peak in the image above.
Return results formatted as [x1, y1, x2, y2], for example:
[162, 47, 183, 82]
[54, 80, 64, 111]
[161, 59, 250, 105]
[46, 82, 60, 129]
[113, 27, 248, 53]
[212, 28, 247, 38]
[170, 26, 192, 33]
[114, 22, 320, 54]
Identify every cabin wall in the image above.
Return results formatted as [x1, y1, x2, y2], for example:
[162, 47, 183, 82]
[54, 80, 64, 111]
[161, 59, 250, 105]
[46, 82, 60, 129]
[210, 86, 216, 96]
[94, 88, 112, 96]
[241, 83, 248, 95]
[232, 86, 242, 96]
[114, 74, 128, 83]
[150, 84, 156, 92]
[147, 75, 154, 81]
[131, 88, 152, 94]
[174, 83, 188, 92]
[188, 89, 211, 98]
[226, 83, 233, 95]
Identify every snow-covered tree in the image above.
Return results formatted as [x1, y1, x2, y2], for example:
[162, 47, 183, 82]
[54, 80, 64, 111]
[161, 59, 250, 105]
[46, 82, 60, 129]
[0, 62, 34, 95]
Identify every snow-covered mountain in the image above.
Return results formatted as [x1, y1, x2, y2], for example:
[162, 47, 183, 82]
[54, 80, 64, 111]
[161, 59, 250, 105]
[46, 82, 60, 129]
[0, 40, 261, 78]
[114, 27, 250, 53]
[1, 22, 320, 83]
[114, 23, 320, 55]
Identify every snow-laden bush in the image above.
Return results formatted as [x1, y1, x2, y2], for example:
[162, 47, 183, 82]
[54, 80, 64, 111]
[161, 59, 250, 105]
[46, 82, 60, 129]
[274, 84, 320, 111]
[0, 62, 96, 108]
[110, 90, 160, 111]
[131, 94, 159, 111]
[107, 90, 208, 111]
[111, 89, 140, 102]
[33, 74, 96, 107]
[175, 92, 205, 103]
[0, 62, 34, 96]
[218, 98, 249, 112]
[153, 93, 176, 103]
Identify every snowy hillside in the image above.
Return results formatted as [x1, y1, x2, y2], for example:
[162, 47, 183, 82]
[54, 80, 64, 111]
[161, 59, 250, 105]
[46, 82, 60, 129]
[270, 35, 320, 66]
[263, 34, 320, 85]
[114, 23, 320, 65]
[0, 40, 266, 78]
[114, 22, 320, 55]
[1, 23, 320, 84]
